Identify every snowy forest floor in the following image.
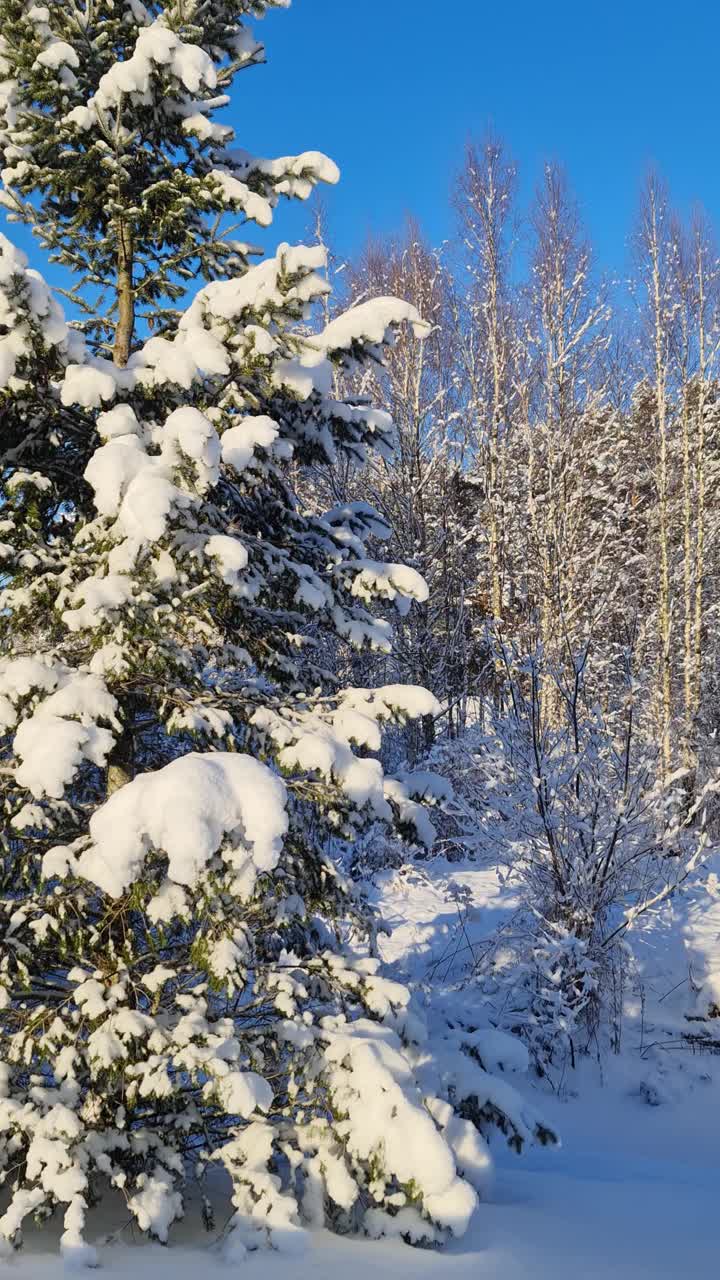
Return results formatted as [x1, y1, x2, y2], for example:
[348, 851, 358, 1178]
[11, 1076, 720, 1278]
[8, 853, 720, 1277]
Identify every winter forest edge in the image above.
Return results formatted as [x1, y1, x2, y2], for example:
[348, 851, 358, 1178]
[0, 0, 719, 1274]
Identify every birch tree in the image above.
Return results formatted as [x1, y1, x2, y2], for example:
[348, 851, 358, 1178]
[452, 137, 517, 625]
[326, 226, 481, 751]
[524, 165, 608, 723]
[633, 176, 679, 777]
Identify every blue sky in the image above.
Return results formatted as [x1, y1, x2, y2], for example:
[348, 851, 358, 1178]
[6, 0, 719, 286]
[244, 0, 720, 271]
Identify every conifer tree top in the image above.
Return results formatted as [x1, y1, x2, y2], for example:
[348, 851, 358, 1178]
[0, 0, 339, 354]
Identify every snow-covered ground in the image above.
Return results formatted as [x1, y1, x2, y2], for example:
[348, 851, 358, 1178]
[8, 855, 720, 1277]
[9, 1070, 720, 1277]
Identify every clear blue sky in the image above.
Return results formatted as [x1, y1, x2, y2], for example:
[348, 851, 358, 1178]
[245, 0, 720, 270]
[6, 0, 719, 284]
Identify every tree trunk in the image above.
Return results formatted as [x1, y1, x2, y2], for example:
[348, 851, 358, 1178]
[647, 189, 673, 779]
[113, 219, 134, 368]
[681, 383, 694, 766]
[107, 219, 136, 792]
[107, 714, 134, 795]
[693, 234, 707, 732]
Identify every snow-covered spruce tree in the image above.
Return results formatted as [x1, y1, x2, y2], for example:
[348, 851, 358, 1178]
[0, 1, 553, 1265]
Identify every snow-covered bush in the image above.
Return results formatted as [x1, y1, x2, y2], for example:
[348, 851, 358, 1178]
[0, 1, 554, 1262]
[421, 650, 720, 1077]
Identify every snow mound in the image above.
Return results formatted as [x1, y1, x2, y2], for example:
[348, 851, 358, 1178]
[72, 752, 288, 896]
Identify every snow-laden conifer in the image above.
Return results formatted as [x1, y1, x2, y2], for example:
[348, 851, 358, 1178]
[0, 1, 552, 1263]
